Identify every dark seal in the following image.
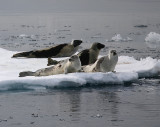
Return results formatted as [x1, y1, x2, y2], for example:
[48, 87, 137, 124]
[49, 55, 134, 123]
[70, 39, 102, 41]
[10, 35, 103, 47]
[12, 40, 82, 58]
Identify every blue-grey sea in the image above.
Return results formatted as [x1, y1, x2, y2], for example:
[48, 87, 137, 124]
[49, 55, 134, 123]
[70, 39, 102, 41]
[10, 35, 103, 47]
[0, 0, 160, 126]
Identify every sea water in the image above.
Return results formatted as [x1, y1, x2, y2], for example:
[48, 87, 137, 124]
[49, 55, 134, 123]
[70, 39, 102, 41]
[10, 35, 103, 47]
[0, 0, 160, 126]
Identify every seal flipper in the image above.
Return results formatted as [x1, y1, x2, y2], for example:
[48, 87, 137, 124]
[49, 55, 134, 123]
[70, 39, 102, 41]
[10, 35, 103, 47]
[47, 57, 59, 66]
[19, 71, 35, 77]
[12, 51, 34, 58]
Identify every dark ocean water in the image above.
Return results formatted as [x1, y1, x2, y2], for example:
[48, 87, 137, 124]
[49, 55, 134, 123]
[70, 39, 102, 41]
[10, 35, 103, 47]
[0, 79, 160, 127]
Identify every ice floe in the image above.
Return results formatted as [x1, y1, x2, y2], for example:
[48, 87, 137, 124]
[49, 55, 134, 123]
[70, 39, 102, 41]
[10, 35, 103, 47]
[0, 48, 159, 91]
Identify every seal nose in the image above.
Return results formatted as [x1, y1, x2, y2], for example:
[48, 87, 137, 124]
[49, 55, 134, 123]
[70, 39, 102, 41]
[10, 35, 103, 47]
[113, 52, 117, 55]
[112, 50, 117, 55]
[97, 43, 105, 49]
[73, 40, 83, 47]
[69, 58, 72, 62]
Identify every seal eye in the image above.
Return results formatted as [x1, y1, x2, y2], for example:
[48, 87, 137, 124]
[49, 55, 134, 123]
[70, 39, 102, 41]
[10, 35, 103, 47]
[111, 50, 117, 55]
[71, 55, 75, 59]
[69, 58, 73, 62]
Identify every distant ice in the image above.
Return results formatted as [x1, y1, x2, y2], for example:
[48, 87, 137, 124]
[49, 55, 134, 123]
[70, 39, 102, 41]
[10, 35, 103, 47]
[18, 34, 37, 39]
[111, 34, 123, 42]
[106, 34, 133, 42]
[0, 48, 160, 91]
[145, 32, 160, 48]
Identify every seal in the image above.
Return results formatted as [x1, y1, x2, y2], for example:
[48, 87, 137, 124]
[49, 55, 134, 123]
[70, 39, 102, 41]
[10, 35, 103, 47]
[12, 40, 82, 58]
[19, 55, 81, 77]
[77, 42, 105, 66]
[82, 50, 118, 73]
[47, 42, 105, 66]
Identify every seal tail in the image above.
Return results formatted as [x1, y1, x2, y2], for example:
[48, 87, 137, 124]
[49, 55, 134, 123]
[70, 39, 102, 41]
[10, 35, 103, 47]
[19, 71, 35, 77]
[12, 51, 33, 58]
[47, 57, 59, 66]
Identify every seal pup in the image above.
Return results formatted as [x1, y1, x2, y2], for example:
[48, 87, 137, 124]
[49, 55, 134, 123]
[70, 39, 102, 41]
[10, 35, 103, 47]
[77, 42, 105, 66]
[12, 40, 82, 58]
[82, 50, 118, 73]
[47, 42, 105, 66]
[19, 55, 81, 77]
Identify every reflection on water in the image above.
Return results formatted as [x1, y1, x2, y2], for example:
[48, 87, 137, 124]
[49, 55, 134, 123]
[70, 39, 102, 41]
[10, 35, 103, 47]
[0, 84, 160, 127]
[56, 88, 123, 124]
[97, 91, 120, 120]
[50, 84, 160, 127]
[59, 90, 81, 122]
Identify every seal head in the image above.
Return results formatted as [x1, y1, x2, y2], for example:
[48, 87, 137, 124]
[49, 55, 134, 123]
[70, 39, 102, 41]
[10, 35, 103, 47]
[71, 40, 83, 47]
[91, 42, 105, 50]
[78, 42, 105, 66]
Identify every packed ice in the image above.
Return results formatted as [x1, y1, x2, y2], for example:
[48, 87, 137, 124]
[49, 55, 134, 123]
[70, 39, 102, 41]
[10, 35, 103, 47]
[0, 47, 160, 91]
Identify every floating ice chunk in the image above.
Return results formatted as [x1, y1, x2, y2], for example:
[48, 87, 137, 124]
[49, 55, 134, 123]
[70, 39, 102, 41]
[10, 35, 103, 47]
[118, 56, 137, 64]
[30, 35, 37, 39]
[111, 34, 123, 42]
[137, 61, 160, 78]
[106, 39, 109, 42]
[91, 36, 102, 38]
[145, 32, 160, 48]
[126, 37, 133, 41]
[110, 34, 133, 42]
[19, 34, 30, 39]
[18, 34, 36, 39]
[116, 57, 160, 78]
